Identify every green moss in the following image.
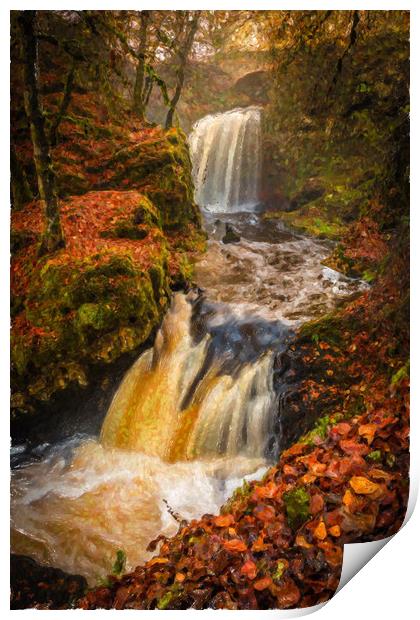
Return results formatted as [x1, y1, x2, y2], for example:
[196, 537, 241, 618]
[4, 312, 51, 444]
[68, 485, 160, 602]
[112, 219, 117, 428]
[112, 549, 126, 577]
[221, 479, 251, 514]
[362, 270, 376, 283]
[367, 450, 382, 462]
[133, 196, 161, 228]
[391, 360, 409, 386]
[283, 487, 310, 530]
[300, 412, 343, 446]
[299, 313, 345, 348]
[272, 560, 286, 581]
[177, 254, 194, 284]
[100, 220, 149, 240]
[157, 592, 173, 610]
[11, 250, 169, 408]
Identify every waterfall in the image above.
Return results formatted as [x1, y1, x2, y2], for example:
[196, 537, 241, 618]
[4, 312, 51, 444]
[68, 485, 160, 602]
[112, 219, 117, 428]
[189, 107, 262, 212]
[100, 293, 277, 462]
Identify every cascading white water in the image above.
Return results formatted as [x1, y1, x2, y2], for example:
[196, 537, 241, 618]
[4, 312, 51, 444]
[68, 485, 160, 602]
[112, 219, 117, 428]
[189, 107, 262, 212]
[100, 293, 277, 462]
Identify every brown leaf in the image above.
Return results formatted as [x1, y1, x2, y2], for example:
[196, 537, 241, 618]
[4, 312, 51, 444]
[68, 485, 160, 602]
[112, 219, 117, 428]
[310, 493, 324, 515]
[254, 504, 276, 523]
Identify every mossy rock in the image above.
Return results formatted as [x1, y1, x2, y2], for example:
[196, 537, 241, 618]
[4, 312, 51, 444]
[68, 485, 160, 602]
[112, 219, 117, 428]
[107, 128, 201, 231]
[100, 221, 149, 241]
[133, 196, 161, 228]
[299, 312, 346, 348]
[11, 249, 171, 410]
[57, 171, 90, 196]
[100, 196, 162, 241]
[283, 487, 310, 530]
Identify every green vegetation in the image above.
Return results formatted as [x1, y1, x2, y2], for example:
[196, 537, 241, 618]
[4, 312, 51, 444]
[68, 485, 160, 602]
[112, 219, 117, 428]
[282, 488, 310, 530]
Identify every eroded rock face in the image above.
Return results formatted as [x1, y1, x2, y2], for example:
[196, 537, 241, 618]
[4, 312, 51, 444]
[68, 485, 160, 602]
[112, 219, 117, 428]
[232, 70, 271, 105]
[288, 178, 326, 211]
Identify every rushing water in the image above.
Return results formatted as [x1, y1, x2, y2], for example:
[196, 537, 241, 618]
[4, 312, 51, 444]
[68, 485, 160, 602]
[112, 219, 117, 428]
[10, 107, 368, 584]
[189, 107, 262, 212]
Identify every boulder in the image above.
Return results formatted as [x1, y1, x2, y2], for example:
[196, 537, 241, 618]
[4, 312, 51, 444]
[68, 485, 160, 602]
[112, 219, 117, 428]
[222, 223, 241, 244]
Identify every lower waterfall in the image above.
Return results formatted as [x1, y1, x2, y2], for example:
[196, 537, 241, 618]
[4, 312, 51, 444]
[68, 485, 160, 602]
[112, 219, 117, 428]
[101, 293, 277, 461]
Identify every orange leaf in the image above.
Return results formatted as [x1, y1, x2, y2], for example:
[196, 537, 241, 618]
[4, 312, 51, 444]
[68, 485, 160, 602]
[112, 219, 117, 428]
[254, 481, 278, 499]
[332, 422, 352, 436]
[251, 536, 267, 552]
[358, 423, 377, 445]
[329, 525, 341, 537]
[223, 539, 247, 553]
[349, 476, 380, 495]
[240, 560, 257, 580]
[214, 514, 235, 527]
[295, 534, 313, 549]
[342, 489, 365, 513]
[314, 521, 327, 540]
[147, 557, 169, 567]
[254, 576, 272, 591]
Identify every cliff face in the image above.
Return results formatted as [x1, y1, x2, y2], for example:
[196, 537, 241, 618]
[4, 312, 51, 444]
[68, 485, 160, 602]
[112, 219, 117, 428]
[146, 50, 270, 131]
[261, 12, 409, 243]
[11, 75, 205, 418]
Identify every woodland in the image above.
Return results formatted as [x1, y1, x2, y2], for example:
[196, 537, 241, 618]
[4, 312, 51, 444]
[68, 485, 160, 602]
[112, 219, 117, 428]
[10, 10, 409, 610]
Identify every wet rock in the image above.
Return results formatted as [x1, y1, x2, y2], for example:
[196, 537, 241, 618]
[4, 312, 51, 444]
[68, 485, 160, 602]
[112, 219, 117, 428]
[288, 178, 326, 211]
[222, 223, 241, 244]
[10, 554, 87, 609]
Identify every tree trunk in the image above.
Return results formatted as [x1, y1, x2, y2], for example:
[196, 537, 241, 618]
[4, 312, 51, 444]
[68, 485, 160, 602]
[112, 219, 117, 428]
[49, 61, 76, 147]
[17, 10, 64, 254]
[165, 12, 200, 130]
[133, 11, 149, 120]
[10, 142, 32, 210]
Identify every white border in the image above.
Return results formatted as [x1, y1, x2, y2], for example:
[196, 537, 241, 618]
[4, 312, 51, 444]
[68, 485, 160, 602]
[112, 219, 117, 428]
[2, 2, 417, 618]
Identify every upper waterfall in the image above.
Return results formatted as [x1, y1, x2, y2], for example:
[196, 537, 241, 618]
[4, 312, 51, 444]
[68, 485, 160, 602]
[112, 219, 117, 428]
[189, 107, 262, 212]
